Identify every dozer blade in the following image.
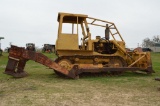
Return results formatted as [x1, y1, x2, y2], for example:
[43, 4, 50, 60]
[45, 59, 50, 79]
[4, 45, 77, 78]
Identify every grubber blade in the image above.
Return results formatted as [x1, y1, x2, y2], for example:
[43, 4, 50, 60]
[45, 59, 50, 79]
[14, 59, 28, 77]
[4, 58, 19, 76]
[4, 46, 28, 78]
[5, 58, 28, 78]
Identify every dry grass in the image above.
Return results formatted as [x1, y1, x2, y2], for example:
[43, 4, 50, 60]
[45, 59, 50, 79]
[0, 53, 160, 106]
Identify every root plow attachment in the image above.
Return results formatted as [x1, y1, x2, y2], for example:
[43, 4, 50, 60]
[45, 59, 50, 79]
[4, 45, 76, 78]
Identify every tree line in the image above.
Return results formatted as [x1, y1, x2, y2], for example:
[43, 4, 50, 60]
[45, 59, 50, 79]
[142, 35, 160, 47]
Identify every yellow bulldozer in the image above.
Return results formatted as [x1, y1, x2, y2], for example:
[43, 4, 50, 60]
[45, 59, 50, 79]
[4, 12, 154, 79]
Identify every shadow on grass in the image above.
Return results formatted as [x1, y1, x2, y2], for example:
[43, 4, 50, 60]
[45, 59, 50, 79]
[3, 70, 155, 83]
[79, 71, 152, 79]
[36, 71, 153, 81]
[23, 86, 37, 91]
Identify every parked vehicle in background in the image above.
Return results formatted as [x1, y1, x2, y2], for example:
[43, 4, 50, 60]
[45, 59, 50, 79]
[142, 48, 152, 52]
[42, 44, 55, 53]
[0, 49, 2, 56]
[4, 47, 10, 53]
[26, 43, 36, 51]
[0, 37, 4, 56]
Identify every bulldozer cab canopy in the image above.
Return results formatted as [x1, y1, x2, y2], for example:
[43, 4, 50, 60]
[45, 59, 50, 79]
[57, 12, 88, 24]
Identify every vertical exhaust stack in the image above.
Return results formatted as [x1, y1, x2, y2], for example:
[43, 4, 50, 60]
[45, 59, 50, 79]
[105, 24, 109, 40]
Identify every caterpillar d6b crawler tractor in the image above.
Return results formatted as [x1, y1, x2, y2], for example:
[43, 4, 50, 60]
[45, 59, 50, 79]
[4, 12, 154, 79]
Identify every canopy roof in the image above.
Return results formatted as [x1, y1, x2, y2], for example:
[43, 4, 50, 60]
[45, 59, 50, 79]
[57, 12, 88, 23]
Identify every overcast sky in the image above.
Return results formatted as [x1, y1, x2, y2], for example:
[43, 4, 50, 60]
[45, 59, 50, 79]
[0, 0, 160, 49]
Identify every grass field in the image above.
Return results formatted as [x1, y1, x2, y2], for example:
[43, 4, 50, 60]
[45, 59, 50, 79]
[0, 52, 160, 106]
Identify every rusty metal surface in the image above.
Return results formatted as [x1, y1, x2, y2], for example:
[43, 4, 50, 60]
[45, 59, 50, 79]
[4, 45, 76, 78]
